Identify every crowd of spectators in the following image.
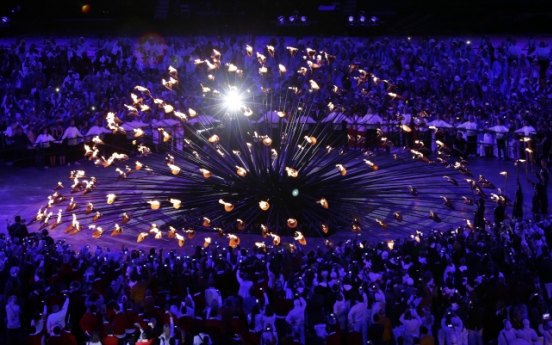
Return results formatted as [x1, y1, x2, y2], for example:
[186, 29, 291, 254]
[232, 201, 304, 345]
[1, 199, 552, 345]
[2, 33, 552, 345]
[2, 35, 552, 168]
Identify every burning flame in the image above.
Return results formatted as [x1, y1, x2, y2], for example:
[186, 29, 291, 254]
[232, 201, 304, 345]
[336, 164, 347, 176]
[286, 167, 299, 177]
[199, 169, 212, 178]
[259, 200, 270, 211]
[228, 234, 240, 248]
[309, 80, 320, 90]
[168, 164, 180, 175]
[270, 233, 281, 246]
[219, 199, 234, 212]
[294, 231, 307, 245]
[317, 198, 329, 209]
[148, 200, 160, 210]
[175, 233, 185, 247]
[364, 160, 379, 170]
[236, 166, 247, 177]
[170, 199, 181, 209]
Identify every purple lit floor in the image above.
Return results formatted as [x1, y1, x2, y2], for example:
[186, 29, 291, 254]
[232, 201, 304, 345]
[0, 152, 544, 254]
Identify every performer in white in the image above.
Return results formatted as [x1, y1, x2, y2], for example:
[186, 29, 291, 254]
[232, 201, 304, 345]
[399, 106, 412, 147]
[482, 129, 495, 158]
[323, 107, 347, 130]
[61, 120, 83, 166]
[323, 107, 347, 147]
[34, 127, 58, 168]
[426, 115, 453, 129]
[515, 120, 537, 163]
[488, 119, 510, 160]
[362, 107, 383, 149]
[346, 111, 365, 149]
[85, 119, 111, 139]
[514, 120, 537, 136]
[426, 115, 453, 152]
[457, 115, 479, 157]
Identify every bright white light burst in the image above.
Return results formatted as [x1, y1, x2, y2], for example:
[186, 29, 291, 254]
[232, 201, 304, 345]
[224, 91, 242, 110]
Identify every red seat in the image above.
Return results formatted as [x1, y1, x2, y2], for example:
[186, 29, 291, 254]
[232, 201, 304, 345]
[245, 331, 260, 345]
[347, 331, 363, 345]
[205, 319, 224, 342]
[136, 340, 154, 345]
[230, 317, 246, 335]
[326, 332, 341, 345]
[178, 316, 193, 333]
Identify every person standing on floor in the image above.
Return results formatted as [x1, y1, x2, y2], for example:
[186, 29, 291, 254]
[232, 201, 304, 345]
[6, 295, 22, 344]
[61, 120, 83, 166]
[458, 115, 479, 157]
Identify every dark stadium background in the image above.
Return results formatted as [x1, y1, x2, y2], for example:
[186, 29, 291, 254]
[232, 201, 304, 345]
[1, 0, 552, 37]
